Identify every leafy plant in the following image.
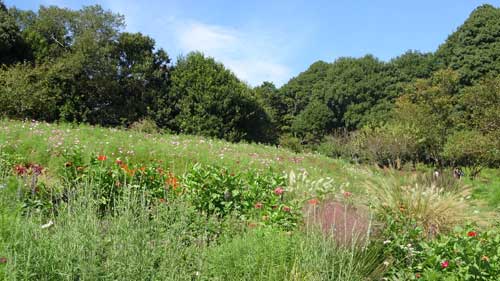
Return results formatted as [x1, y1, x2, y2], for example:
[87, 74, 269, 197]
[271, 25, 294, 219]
[182, 164, 301, 230]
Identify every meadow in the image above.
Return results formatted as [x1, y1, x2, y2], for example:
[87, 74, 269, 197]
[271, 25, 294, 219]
[1, 119, 499, 280]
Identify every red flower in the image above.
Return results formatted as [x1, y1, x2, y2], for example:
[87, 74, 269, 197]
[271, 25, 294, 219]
[31, 164, 43, 175]
[0, 257, 6, 264]
[441, 260, 449, 269]
[274, 187, 284, 196]
[343, 191, 352, 198]
[467, 231, 477, 237]
[166, 172, 179, 189]
[308, 198, 319, 205]
[282, 206, 291, 212]
[254, 202, 263, 209]
[14, 165, 27, 176]
[415, 273, 421, 279]
[97, 155, 107, 161]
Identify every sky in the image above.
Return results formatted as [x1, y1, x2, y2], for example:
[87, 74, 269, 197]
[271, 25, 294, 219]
[6, 0, 499, 86]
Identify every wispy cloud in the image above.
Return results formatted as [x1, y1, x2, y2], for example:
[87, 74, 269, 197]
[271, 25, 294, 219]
[103, 0, 292, 86]
[172, 20, 291, 86]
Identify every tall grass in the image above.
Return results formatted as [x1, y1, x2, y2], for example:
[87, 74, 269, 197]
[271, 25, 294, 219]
[1, 176, 384, 280]
[202, 228, 384, 281]
[365, 175, 482, 235]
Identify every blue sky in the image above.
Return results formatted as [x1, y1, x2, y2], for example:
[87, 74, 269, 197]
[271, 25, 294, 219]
[6, 0, 499, 86]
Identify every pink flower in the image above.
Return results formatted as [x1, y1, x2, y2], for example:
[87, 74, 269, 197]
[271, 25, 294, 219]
[254, 202, 263, 209]
[467, 231, 477, 237]
[441, 260, 449, 269]
[274, 187, 284, 196]
[0, 257, 6, 264]
[343, 191, 352, 198]
[282, 206, 291, 212]
[31, 164, 43, 175]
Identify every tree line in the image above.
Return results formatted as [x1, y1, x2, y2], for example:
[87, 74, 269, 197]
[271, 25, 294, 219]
[0, 2, 499, 172]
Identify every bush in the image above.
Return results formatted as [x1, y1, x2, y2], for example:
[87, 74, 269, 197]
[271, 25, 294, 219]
[182, 164, 301, 230]
[442, 130, 500, 178]
[278, 133, 304, 153]
[316, 131, 355, 160]
[384, 224, 500, 280]
[351, 123, 421, 168]
[128, 118, 160, 134]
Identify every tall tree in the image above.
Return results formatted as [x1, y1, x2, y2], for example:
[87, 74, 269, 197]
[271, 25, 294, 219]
[169, 52, 274, 143]
[0, 1, 30, 64]
[436, 4, 500, 85]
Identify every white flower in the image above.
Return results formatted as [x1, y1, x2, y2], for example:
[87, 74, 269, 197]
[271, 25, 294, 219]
[383, 261, 390, 266]
[383, 240, 391, 244]
[41, 220, 54, 229]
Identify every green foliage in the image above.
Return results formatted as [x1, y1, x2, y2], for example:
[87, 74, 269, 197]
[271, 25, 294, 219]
[182, 163, 300, 229]
[436, 4, 500, 85]
[351, 123, 421, 168]
[456, 76, 500, 138]
[203, 228, 384, 281]
[170, 52, 274, 143]
[0, 3, 31, 64]
[366, 175, 476, 236]
[384, 224, 500, 280]
[292, 100, 335, 143]
[128, 118, 160, 134]
[442, 130, 499, 178]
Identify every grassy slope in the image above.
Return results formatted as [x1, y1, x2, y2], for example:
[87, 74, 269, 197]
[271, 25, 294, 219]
[0, 119, 382, 193]
[1, 119, 499, 204]
[1, 119, 499, 203]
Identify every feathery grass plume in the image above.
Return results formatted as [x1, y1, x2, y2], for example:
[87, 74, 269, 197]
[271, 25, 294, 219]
[365, 174, 485, 236]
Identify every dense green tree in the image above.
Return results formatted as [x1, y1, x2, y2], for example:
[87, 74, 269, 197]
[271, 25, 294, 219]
[253, 81, 286, 133]
[0, 1, 31, 64]
[169, 52, 274, 143]
[291, 100, 335, 144]
[279, 60, 330, 131]
[436, 4, 500, 85]
[393, 69, 462, 164]
[455, 75, 500, 138]
[388, 50, 438, 82]
[321, 55, 393, 129]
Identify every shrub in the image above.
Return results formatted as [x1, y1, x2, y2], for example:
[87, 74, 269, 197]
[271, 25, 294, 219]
[182, 164, 301, 230]
[442, 130, 500, 178]
[385, 224, 500, 280]
[316, 131, 356, 160]
[278, 133, 304, 153]
[128, 118, 160, 134]
[351, 123, 421, 168]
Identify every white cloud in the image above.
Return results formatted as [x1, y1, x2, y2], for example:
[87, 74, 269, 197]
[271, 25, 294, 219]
[173, 20, 291, 86]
